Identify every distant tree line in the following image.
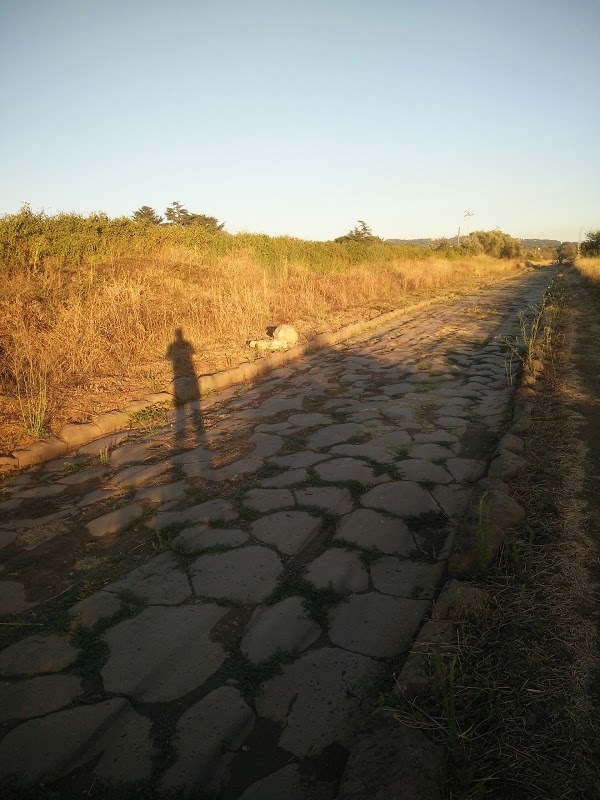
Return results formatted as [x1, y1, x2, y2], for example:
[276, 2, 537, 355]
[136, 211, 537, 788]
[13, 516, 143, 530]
[132, 201, 224, 233]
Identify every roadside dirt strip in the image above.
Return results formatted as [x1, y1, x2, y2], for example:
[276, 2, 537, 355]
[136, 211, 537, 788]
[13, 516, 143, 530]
[0, 267, 555, 799]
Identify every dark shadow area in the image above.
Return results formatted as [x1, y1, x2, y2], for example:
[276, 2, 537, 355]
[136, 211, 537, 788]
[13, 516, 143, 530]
[165, 327, 204, 450]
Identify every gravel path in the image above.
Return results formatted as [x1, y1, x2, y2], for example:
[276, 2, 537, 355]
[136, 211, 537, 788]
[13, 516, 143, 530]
[0, 267, 555, 798]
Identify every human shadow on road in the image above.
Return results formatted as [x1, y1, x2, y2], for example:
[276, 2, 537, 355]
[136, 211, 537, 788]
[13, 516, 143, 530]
[165, 327, 205, 451]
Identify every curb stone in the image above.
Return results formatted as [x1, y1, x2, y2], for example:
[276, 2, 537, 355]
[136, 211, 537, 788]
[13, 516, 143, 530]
[0, 277, 525, 473]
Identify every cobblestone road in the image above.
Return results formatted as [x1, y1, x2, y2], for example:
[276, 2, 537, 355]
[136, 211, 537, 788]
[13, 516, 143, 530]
[0, 267, 554, 798]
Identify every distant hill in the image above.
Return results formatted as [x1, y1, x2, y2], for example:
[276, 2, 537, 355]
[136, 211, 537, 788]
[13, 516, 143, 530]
[386, 238, 561, 248]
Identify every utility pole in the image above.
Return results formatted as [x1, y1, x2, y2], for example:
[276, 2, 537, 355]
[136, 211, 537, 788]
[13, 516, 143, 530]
[464, 209, 474, 237]
[457, 226, 461, 247]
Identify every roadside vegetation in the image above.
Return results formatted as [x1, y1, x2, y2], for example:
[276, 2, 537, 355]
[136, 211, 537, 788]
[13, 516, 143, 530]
[0, 205, 532, 453]
[397, 262, 600, 799]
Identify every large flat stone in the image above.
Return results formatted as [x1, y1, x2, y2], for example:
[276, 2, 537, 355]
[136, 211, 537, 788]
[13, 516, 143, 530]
[304, 549, 368, 593]
[109, 441, 155, 467]
[103, 552, 191, 605]
[134, 480, 188, 503]
[445, 458, 487, 483]
[251, 511, 322, 555]
[330, 444, 395, 464]
[271, 450, 331, 469]
[335, 509, 415, 555]
[260, 468, 308, 487]
[0, 635, 79, 677]
[241, 597, 321, 663]
[328, 592, 429, 657]
[370, 557, 445, 599]
[237, 765, 332, 800]
[294, 487, 354, 515]
[366, 431, 412, 448]
[315, 458, 376, 485]
[111, 461, 171, 488]
[361, 482, 440, 518]
[161, 687, 255, 795]
[243, 488, 295, 512]
[85, 503, 144, 537]
[102, 605, 227, 701]
[0, 675, 82, 723]
[255, 647, 380, 757]
[68, 591, 122, 628]
[183, 457, 263, 481]
[0, 581, 33, 617]
[172, 526, 248, 554]
[191, 546, 283, 602]
[306, 423, 363, 450]
[396, 459, 453, 484]
[0, 697, 153, 786]
[147, 499, 237, 530]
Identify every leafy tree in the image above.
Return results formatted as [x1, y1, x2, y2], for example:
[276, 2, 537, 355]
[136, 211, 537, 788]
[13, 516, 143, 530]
[463, 230, 523, 259]
[132, 206, 163, 225]
[581, 229, 600, 257]
[165, 201, 224, 232]
[556, 242, 577, 263]
[335, 220, 381, 244]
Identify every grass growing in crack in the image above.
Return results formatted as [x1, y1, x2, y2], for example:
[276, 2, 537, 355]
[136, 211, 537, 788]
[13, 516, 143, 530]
[267, 571, 342, 625]
[231, 650, 299, 697]
[329, 537, 385, 566]
[69, 627, 111, 676]
[128, 403, 170, 431]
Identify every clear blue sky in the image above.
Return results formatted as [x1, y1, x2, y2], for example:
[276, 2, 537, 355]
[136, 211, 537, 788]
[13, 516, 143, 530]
[1, 0, 598, 241]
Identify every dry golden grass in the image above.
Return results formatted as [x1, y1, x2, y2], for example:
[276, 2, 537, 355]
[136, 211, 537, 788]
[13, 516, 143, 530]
[0, 245, 523, 452]
[574, 256, 600, 281]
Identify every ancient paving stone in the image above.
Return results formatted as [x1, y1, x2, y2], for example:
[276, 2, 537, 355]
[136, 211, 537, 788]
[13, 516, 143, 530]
[255, 421, 294, 433]
[111, 461, 171, 488]
[0, 675, 82, 722]
[498, 432, 525, 454]
[365, 430, 412, 448]
[172, 526, 248, 554]
[237, 765, 332, 800]
[370, 557, 445, 599]
[69, 591, 122, 628]
[396, 459, 453, 484]
[85, 503, 144, 538]
[437, 416, 467, 429]
[259, 397, 304, 412]
[102, 605, 227, 701]
[306, 423, 363, 450]
[242, 488, 294, 512]
[382, 382, 414, 396]
[0, 498, 22, 513]
[484, 489, 526, 529]
[488, 451, 527, 479]
[414, 431, 459, 444]
[260, 467, 308, 487]
[408, 443, 456, 460]
[0, 697, 153, 786]
[147, 499, 237, 530]
[330, 443, 395, 464]
[249, 432, 284, 458]
[271, 450, 331, 469]
[103, 552, 191, 605]
[255, 647, 380, 757]
[445, 457, 487, 483]
[77, 431, 130, 455]
[191, 546, 283, 602]
[161, 687, 255, 794]
[109, 441, 155, 467]
[241, 597, 322, 663]
[337, 715, 444, 800]
[15, 484, 65, 499]
[184, 457, 263, 481]
[58, 467, 109, 486]
[314, 457, 376, 485]
[287, 413, 333, 427]
[335, 509, 415, 554]
[0, 529, 24, 551]
[295, 486, 354, 515]
[251, 512, 322, 555]
[134, 480, 188, 504]
[304, 548, 368, 593]
[328, 592, 429, 657]
[0, 635, 79, 677]
[76, 488, 117, 508]
[431, 484, 472, 517]
[170, 445, 214, 464]
[361, 481, 440, 518]
[0, 581, 33, 617]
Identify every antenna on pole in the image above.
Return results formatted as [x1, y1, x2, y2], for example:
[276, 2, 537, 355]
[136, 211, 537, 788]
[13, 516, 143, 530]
[464, 209, 474, 237]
